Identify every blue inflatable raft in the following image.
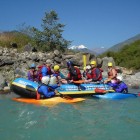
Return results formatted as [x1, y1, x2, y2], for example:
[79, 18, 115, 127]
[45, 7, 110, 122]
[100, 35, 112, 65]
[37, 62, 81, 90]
[11, 78, 111, 98]
[93, 92, 139, 99]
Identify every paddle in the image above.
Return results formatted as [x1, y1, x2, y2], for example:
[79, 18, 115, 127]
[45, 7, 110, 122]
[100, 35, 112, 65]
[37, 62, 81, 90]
[73, 80, 85, 84]
[36, 89, 41, 100]
[54, 89, 73, 100]
[47, 84, 73, 100]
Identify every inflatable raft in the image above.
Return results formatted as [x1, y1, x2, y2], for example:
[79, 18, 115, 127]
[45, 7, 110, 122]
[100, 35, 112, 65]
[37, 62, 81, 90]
[93, 92, 140, 99]
[11, 78, 111, 98]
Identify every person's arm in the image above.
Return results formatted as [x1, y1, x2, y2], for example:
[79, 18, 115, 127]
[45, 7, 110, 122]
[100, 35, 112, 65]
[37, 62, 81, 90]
[41, 86, 55, 98]
[111, 69, 117, 79]
[49, 84, 59, 89]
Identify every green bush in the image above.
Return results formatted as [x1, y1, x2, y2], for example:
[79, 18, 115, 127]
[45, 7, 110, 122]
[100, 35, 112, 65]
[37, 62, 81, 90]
[99, 40, 140, 70]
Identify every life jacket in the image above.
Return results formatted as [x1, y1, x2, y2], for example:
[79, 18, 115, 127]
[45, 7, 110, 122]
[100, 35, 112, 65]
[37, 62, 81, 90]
[38, 65, 52, 81]
[74, 66, 82, 80]
[37, 65, 44, 81]
[28, 69, 38, 81]
[47, 66, 52, 75]
[108, 68, 117, 79]
[91, 68, 103, 81]
[68, 66, 82, 81]
[86, 70, 92, 79]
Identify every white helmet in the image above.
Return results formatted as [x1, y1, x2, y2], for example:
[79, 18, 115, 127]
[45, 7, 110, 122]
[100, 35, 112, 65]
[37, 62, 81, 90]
[86, 65, 91, 70]
[117, 75, 123, 81]
[41, 76, 50, 85]
[49, 75, 57, 85]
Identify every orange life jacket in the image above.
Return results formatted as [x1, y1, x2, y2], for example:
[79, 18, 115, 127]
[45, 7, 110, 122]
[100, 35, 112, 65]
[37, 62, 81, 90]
[108, 68, 117, 79]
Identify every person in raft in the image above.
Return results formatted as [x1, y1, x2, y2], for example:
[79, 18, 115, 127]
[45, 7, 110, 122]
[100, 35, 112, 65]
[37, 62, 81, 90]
[27, 63, 38, 82]
[52, 65, 66, 84]
[82, 65, 92, 80]
[41, 60, 53, 77]
[84, 61, 103, 83]
[65, 61, 82, 83]
[37, 76, 59, 99]
[108, 75, 128, 93]
[104, 62, 117, 83]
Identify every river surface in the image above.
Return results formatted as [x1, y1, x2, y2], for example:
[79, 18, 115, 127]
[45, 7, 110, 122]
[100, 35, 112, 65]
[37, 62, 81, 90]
[0, 89, 140, 140]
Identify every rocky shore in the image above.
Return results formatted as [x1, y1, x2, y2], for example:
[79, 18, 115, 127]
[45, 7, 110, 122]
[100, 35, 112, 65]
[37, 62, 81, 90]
[0, 46, 140, 92]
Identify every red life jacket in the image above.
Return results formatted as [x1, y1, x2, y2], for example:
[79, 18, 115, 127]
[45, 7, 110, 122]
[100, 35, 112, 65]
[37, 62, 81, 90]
[47, 66, 52, 75]
[28, 69, 38, 81]
[86, 71, 92, 79]
[91, 68, 103, 81]
[68, 66, 82, 81]
[75, 66, 82, 80]
[37, 65, 44, 81]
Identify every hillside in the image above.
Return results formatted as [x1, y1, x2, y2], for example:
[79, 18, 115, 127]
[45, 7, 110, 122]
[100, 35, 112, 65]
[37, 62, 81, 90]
[106, 34, 140, 52]
[100, 39, 140, 70]
[0, 31, 32, 49]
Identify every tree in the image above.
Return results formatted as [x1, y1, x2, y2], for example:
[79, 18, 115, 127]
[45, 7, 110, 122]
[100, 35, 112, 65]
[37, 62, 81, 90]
[32, 10, 71, 52]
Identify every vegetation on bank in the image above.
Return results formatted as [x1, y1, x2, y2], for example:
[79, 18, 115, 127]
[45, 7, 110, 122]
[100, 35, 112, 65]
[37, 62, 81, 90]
[0, 31, 32, 49]
[0, 10, 71, 52]
[99, 40, 140, 70]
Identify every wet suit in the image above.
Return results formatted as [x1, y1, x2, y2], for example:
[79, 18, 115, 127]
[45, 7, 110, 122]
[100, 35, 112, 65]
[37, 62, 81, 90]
[37, 84, 59, 98]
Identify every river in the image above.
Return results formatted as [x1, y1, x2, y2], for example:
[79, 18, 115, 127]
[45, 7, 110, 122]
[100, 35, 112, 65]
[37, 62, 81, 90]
[0, 88, 140, 140]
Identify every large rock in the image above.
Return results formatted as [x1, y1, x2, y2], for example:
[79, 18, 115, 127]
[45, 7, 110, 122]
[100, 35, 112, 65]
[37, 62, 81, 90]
[46, 52, 55, 59]
[54, 57, 62, 63]
[121, 67, 133, 75]
[0, 74, 6, 90]
[102, 57, 115, 71]
[54, 50, 60, 56]
[62, 55, 75, 60]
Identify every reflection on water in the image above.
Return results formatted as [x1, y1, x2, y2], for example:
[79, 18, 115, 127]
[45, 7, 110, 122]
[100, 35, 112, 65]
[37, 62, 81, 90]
[0, 89, 140, 140]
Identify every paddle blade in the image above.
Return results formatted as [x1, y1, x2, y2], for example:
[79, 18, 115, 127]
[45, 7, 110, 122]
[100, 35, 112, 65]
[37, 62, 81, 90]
[73, 80, 85, 84]
[95, 88, 107, 94]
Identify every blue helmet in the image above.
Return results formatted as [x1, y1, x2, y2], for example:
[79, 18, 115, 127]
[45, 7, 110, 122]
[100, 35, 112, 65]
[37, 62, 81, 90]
[67, 61, 73, 67]
[30, 63, 36, 68]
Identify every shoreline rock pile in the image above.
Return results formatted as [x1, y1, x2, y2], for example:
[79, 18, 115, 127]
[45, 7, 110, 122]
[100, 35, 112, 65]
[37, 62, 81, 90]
[0, 46, 139, 92]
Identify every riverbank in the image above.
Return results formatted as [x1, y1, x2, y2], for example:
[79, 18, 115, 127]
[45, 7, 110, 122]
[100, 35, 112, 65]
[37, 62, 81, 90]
[0, 47, 140, 92]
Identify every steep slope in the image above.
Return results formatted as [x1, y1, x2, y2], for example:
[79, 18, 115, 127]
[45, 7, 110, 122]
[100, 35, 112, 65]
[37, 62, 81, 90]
[106, 34, 140, 52]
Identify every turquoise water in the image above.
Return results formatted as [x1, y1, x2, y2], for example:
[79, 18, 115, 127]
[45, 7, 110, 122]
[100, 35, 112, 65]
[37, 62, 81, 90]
[0, 89, 140, 140]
